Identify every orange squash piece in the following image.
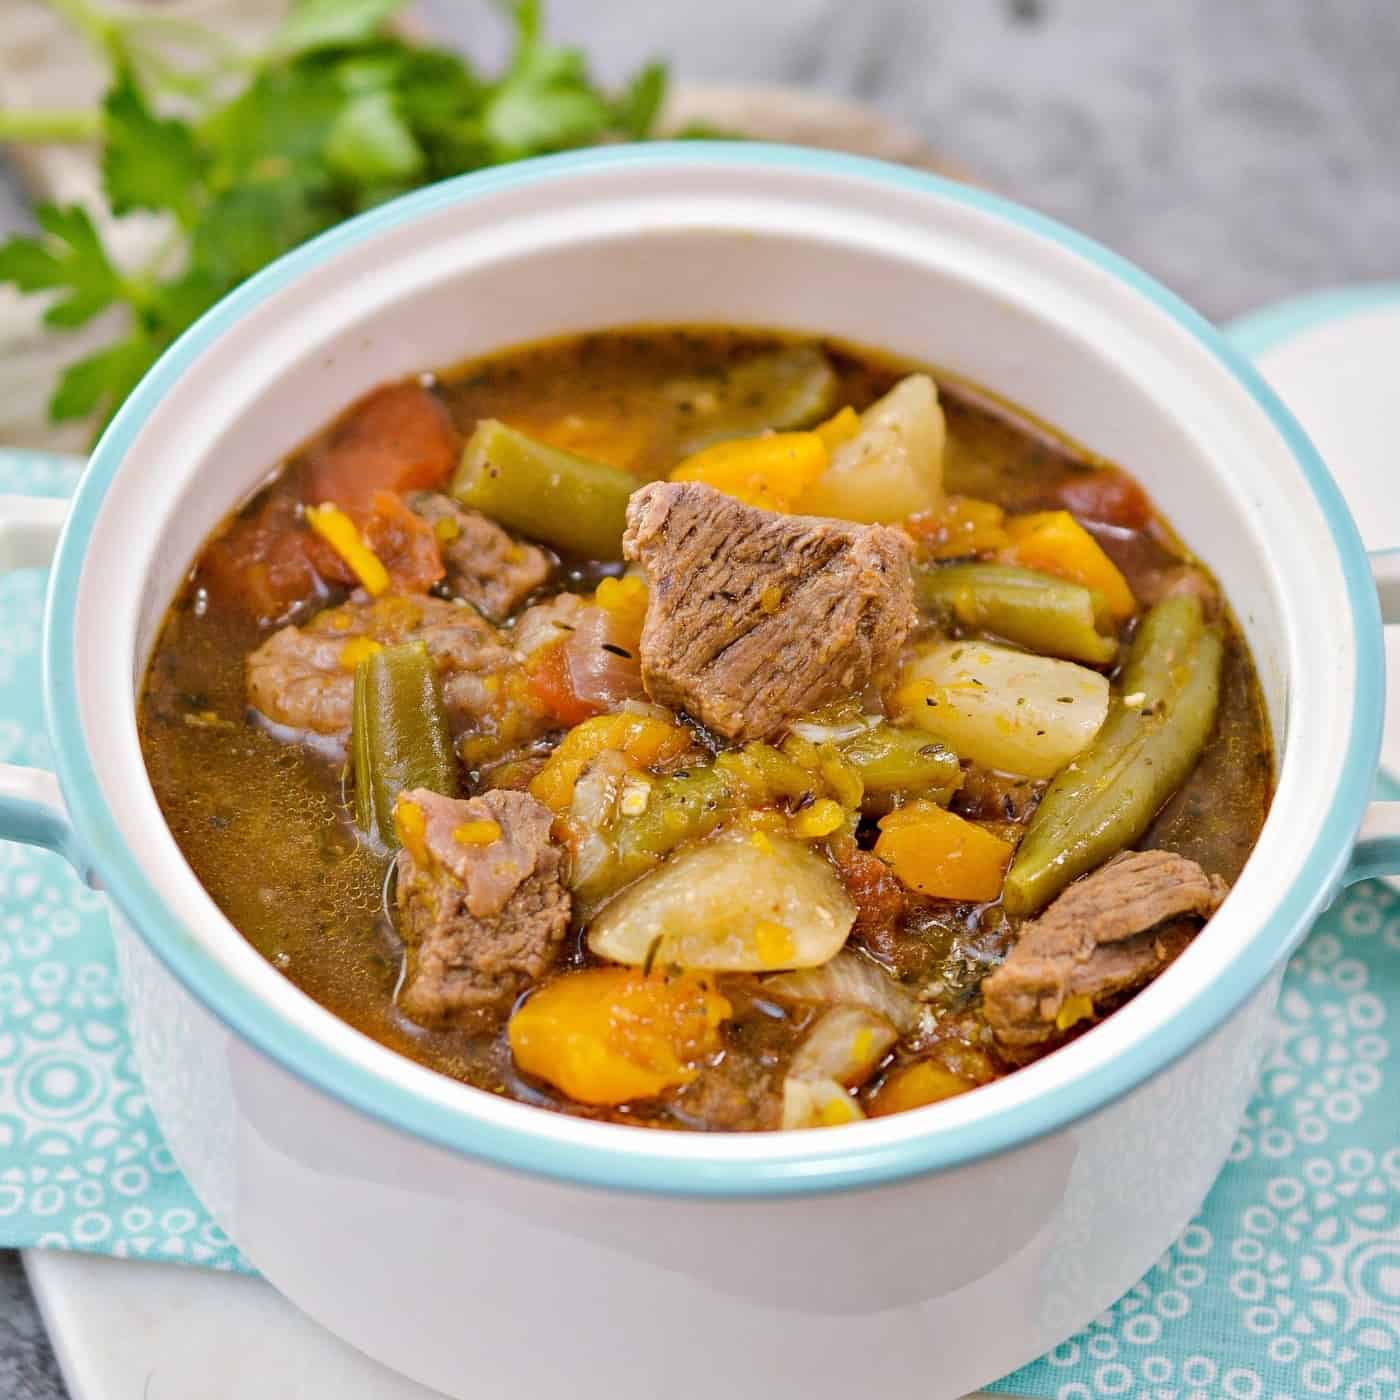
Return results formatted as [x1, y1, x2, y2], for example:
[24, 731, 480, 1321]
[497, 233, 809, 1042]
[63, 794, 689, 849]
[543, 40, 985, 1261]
[999, 510, 1136, 620]
[508, 967, 730, 1105]
[669, 432, 828, 511]
[873, 800, 1012, 902]
[906, 495, 1009, 560]
[868, 1061, 977, 1117]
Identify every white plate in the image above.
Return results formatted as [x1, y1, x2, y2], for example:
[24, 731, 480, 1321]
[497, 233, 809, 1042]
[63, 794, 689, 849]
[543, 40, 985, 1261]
[26, 286, 1400, 1400]
[1227, 285, 1400, 785]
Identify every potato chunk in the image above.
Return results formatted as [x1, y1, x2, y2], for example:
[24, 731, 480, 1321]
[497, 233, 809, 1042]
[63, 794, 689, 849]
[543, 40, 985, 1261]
[894, 640, 1109, 780]
[587, 831, 855, 972]
[798, 374, 945, 523]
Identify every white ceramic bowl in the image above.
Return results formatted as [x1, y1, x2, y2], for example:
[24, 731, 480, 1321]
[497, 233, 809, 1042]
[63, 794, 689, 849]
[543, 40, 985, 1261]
[2, 145, 1398, 1400]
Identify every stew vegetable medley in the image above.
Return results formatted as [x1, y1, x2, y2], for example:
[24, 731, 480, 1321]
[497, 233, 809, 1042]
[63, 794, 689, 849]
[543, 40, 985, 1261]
[139, 331, 1273, 1131]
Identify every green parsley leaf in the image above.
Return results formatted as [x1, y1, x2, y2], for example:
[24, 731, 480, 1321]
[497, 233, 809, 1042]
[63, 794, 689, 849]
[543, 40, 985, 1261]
[101, 70, 204, 227]
[200, 63, 346, 186]
[483, 43, 612, 156]
[0, 204, 123, 329]
[265, 0, 407, 62]
[0, 0, 738, 436]
[189, 182, 338, 289]
[613, 62, 668, 141]
[325, 90, 423, 182]
[51, 331, 159, 423]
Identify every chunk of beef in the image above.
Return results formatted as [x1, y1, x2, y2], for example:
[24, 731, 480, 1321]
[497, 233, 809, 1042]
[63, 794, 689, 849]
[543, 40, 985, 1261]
[668, 1057, 781, 1132]
[396, 788, 570, 1024]
[982, 849, 1228, 1049]
[622, 482, 916, 741]
[406, 492, 552, 621]
[246, 594, 513, 740]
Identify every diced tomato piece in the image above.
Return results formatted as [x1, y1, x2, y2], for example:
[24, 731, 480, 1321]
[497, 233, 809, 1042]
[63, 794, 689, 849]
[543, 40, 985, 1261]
[835, 846, 908, 947]
[197, 492, 326, 624]
[365, 490, 445, 593]
[301, 382, 459, 511]
[305, 490, 445, 595]
[525, 640, 601, 728]
[1055, 467, 1153, 532]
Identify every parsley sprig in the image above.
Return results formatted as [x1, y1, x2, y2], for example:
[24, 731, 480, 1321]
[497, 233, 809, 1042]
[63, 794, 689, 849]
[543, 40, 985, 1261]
[0, 0, 690, 435]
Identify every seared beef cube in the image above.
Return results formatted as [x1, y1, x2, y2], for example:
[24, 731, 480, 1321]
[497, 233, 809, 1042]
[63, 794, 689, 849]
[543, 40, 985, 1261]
[396, 788, 570, 1024]
[406, 492, 552, 621]
[982, 849, 1228, 1049]
[622, 482, 916, 741]
[246, 594, 513, 740]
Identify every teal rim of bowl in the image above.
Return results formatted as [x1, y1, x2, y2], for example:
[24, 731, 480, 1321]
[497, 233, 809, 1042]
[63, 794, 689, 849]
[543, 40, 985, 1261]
[43, 143, 1385, 1197]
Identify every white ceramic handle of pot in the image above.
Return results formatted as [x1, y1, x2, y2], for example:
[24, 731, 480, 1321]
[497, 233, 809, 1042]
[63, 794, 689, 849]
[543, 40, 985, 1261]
[0, 493, 87, 877]
[1345, 547, 1400, 885]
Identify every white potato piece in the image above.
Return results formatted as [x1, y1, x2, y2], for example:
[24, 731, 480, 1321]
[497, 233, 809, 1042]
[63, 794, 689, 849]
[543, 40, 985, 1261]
[788, 1006, 898, 1088]
[587, 831, 855, 972]
[782, 1076, 867, 1129]
[799, 373, 945, 523]
[896, 640, 1109, 780]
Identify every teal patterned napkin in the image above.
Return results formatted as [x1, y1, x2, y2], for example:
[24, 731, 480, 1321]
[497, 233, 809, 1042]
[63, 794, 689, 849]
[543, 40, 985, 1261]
[0, 451, 1395, 1396]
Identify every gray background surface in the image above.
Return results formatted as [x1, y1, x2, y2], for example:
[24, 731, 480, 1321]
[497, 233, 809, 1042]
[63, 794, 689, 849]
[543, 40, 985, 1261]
[1, 0, 1397, 1394]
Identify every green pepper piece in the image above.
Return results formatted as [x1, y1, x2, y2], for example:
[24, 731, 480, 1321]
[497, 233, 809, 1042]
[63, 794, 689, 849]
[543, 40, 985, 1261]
[574, 763, 733, 908]
[352, 641, 458, 847]
[452, 419, 637, 559]
[839, 724, 962, 807]
[917, 562, 1118, 665]
[1002, 594, 1223, 916]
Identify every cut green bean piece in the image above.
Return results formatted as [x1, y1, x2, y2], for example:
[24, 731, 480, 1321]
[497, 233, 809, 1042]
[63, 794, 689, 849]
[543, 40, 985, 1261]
[452, 419, 636, 559]
[839, 724, 962, 807]
[352, 641, 458, 847]
[1002, 594, 1223, 916]
[917, 562, 1118, 665]
[669, 345, 839, 455]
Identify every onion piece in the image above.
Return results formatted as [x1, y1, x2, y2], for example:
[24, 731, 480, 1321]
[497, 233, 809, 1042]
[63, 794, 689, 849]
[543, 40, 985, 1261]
[566, 750, 628, 895]
[788, 714, 882, 744]
[782, 1076, 866, 1130]
[789, 1006, 898, 1088]
[765, 948, 921, 1036]
[561, 601, 645, 709]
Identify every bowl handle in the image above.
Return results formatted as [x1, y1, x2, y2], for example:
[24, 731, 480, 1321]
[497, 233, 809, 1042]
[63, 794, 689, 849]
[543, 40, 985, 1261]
[0, 493, 89, 879]
[1344, 547, 1400, 885]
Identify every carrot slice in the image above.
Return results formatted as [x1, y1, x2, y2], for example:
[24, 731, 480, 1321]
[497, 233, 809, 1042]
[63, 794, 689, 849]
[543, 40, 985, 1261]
[301, 382, 459, 510]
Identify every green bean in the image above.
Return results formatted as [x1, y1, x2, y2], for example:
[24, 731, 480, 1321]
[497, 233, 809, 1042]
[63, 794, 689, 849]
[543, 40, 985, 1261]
[452, 420, 636, 559]
[1002, 594, 1223, 916]
[352, 642, 458, 847]
[670, 345, 839, 455]
[917, 562, 1118, 665]
[839, 724, 962, 807]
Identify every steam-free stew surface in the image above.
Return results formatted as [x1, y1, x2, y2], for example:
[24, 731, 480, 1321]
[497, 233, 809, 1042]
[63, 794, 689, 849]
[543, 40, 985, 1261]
[138, 331, 1272, 1130]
